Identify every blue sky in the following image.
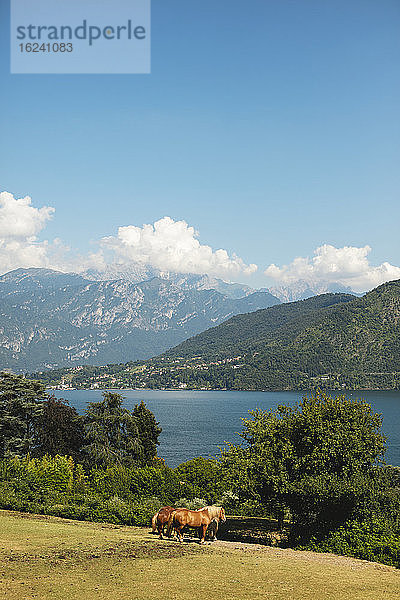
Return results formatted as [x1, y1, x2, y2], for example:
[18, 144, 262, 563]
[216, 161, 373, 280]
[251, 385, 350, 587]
[0, 0, 399, 290]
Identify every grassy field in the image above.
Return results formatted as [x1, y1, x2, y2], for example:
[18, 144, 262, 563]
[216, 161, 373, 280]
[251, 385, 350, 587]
[0, 510, 399, 600]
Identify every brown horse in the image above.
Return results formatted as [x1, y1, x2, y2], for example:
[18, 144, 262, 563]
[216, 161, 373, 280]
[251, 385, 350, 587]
[152, 506, 176, 539]
[167, 506, 226, 544]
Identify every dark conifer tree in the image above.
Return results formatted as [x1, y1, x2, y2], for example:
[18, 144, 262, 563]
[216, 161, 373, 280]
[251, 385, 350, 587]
[133, 400, 162, 463]
[33, 396, 85, 461]
[83, 392, 142, 467]
[83, 393, 162, 467]
[0, 372, 46, 458]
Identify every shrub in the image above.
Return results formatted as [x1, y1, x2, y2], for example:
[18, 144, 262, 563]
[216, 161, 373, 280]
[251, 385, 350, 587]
[175, 457, 222, 502]
[0, 455, 86, 505]
[0, 482, 25, 511]
[0, 456, 177, 526]
[220, 490, 240, 513]
[88, 495, 161, 526]
[89, 464, 181, 503]
[130, 497, 162, 526]
[175, 497, 208, 510]
[305, 517, 400, 568]
[45, 504, 90, 521]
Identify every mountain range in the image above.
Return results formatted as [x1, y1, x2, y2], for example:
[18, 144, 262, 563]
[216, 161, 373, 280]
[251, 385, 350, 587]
[83, 267, 256, 299]
[83, 265, 360, 302]
[0, 268, 279, 371]
[267, 279, 361, 302]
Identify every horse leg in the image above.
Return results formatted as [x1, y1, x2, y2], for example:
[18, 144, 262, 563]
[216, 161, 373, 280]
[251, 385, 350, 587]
[199, 524, 207, 544]
[171, 522, 179, 540]
[177, 525, 185, 543]
[213, 520, 218, 542]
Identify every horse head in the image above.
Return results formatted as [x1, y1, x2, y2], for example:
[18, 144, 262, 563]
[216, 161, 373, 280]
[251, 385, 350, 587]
[218, 506, 226, 523]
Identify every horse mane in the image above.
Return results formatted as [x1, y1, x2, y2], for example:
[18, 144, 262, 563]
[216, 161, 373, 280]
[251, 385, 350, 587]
[201, 505, 223, 519]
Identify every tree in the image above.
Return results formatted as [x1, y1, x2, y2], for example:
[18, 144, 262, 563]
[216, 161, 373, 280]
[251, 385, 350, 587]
[33, 396, 86, 461]
[220, 390, 387, 540]
[0, 372, 46, 458]
[133, 400, 162, 464]
[83, 392, 161, 467]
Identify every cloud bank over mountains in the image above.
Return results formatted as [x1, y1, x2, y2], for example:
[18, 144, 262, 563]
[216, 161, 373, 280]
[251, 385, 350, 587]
[1, 190, 399, 293]
[0, 191, 256, 279]
[265, 244, 400, 293]
[100, 217, 257, 277]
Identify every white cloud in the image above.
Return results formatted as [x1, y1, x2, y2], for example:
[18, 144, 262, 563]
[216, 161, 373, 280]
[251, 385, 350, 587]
[45, 238, 107, 274]
[0, 191, 54, 240]
[0, 192, 54, 273]
[265, 244, 400, 292]
[100, 216, 257, 278]
[0, 192, 256, 279]
[0, 192, 103, 275]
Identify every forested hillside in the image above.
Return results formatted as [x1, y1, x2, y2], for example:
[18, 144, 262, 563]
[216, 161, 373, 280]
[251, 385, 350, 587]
[166, 292, 355, 360]
[160, 280, 400, 390]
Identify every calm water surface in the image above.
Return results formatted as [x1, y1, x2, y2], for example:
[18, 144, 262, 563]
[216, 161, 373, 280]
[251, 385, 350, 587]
[55, 389, 400, 468]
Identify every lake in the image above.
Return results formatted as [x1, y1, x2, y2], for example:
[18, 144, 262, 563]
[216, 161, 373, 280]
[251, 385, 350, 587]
[54, 389, 400, 468]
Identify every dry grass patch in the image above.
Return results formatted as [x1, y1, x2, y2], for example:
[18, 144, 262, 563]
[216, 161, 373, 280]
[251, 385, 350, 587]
[0, 510, 398, 600]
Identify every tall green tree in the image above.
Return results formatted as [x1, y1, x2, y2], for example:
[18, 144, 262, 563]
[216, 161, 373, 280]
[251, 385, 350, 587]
[220, 390, 387, 540]
[33, 396, 86, 461]
[0, 372, 46, 458]
[83, 392, 161, 467]
[133, 400, 162, 463]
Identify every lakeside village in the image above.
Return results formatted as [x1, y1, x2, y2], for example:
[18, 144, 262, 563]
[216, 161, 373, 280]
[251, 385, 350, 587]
[40, 353, 339, 391]
[44, 355, 247, 390]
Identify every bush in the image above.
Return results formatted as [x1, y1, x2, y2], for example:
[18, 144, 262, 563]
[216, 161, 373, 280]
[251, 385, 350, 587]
[305, 517, 400, 568]
[175, 457, 222, 503]
[220, 490, 267, 516]
[0, 455, 86, 504]
[0, 455, 179, 527]
[175, 497, 208, 510]
[220, 490, 240, 513]
[130, 497, 162, 526]
[0, 482, 25, 511]
[45, 503, 90, 521]
[88, 495, 161, 526]
[89, 464, 181, 503]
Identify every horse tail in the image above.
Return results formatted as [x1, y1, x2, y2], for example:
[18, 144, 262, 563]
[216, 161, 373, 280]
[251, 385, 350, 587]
[151, 512, 158, 532]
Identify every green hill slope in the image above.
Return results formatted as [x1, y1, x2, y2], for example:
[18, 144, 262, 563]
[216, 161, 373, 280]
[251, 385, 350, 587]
[166, 292, 355, 360]
[146, 280, 400, 390]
